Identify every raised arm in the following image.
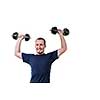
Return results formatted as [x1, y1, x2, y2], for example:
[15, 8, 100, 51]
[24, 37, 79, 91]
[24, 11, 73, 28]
[58, 29, 67, 56]
[15, 34, 24, 59]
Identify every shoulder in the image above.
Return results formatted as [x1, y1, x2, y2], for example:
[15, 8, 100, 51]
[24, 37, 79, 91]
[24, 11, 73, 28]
[22, 53, 34, 58]
[47, 50, 59, 58]
[47, 50, 58, 54]
[22, 52, 34, 56]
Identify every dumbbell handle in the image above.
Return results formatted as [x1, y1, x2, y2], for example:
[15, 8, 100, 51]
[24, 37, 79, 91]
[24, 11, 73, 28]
[51, 27, 69, 36]
[16, 34, 27, 39]
[12, 32, 30, 41]
[18, 34, 30, 41]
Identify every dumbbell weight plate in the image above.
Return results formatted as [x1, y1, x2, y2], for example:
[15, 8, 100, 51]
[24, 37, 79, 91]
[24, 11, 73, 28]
[63, 28, 69, 36]
[12, 32, 18, 40]
[25, 34, 30, 41]
[51, 27, 58, 34]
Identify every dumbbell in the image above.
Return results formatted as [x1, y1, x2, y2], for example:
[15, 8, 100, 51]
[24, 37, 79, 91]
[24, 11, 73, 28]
[12, 32, 30, 41]
[50, 27, 69, 36]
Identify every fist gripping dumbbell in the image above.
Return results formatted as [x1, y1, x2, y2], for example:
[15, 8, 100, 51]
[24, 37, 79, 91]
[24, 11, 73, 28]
[50, 27, 69, 36]
[12, 32, 30, 41]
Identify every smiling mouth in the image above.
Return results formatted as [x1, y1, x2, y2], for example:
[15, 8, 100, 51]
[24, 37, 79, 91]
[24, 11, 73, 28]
[37, 49, 42, 50]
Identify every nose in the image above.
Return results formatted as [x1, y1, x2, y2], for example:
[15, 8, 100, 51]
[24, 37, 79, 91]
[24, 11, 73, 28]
[37, 45, 41, 48]
[37, 45, 42, 49]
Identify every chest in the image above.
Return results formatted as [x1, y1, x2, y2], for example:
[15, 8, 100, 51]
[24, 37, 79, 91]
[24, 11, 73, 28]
[29, 55, 51, 73]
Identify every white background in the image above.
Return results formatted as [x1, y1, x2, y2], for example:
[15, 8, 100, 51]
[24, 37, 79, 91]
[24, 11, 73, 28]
[0, 0, 100, 100]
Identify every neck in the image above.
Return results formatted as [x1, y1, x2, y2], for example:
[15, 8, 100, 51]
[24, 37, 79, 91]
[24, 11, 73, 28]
[37, 52, 45, 55]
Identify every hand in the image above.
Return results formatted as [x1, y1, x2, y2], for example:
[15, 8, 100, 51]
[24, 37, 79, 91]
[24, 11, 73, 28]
[58, 29, 63, 35]
[18, 33, 25, 40]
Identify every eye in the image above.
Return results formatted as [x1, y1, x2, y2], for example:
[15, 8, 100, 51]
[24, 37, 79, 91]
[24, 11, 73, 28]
[36, 44, 39, 46]
[40, 44, 43, 46]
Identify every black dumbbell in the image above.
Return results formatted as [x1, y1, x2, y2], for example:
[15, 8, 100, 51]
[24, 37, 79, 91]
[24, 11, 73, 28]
[12, 32, 30, 41]
[63, 28, 69, 36]
[50, 27, 69, 36]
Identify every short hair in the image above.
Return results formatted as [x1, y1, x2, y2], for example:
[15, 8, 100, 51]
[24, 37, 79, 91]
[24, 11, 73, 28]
[36, 37, 46, 46]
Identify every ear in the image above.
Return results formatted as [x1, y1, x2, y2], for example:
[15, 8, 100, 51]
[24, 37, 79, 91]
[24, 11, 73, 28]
[44, 44, 46, 48]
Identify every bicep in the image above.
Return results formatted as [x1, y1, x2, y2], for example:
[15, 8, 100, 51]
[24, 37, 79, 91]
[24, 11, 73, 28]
[48, 50, 59, 63]
[15, 52, 22, 59]
[58, 48, 66, 57]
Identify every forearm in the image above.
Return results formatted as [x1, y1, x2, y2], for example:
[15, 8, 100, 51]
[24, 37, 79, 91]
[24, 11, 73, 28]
[15, 35, 24, 58]
[15, 38, 22, 54]
[57, 29, 67, 56]
[59, 33, 67, 50]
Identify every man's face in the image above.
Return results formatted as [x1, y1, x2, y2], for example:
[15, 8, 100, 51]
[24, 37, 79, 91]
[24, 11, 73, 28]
[35, 39, 46, 55]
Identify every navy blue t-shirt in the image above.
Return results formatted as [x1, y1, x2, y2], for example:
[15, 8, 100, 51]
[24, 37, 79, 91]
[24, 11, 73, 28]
[22, 50, 59, 83]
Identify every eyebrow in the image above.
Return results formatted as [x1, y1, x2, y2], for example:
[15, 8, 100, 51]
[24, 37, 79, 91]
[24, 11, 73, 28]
[36, 43, 44, 45]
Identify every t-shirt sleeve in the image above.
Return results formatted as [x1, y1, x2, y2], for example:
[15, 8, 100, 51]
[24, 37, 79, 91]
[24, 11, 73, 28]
[22, 53, 31, 64]
[49, 50, 59, 63]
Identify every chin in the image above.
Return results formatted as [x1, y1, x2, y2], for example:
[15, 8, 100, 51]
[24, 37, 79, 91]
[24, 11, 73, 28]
[37, 53, 43, 55]
[37, 51, 44, 55]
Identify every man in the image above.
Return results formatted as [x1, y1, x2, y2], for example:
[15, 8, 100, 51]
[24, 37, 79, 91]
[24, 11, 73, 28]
[15, 29, 67, 83]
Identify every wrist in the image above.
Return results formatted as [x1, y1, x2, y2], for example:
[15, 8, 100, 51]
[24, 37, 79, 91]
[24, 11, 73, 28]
[58, 29, 63, 35]
[18, 37, 24, 41]
[58, 32, 63, 36]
